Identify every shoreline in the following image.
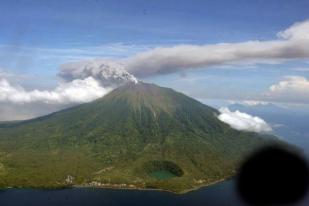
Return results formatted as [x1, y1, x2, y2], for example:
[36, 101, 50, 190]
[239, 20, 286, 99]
[1, 177, 232, 194]
[74, 177, 231, 194]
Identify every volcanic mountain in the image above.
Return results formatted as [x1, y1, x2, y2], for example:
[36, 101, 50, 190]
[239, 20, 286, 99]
[0, 82, 275, 192]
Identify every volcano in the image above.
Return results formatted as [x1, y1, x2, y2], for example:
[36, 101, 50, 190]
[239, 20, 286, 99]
[0, 82, 275, 192]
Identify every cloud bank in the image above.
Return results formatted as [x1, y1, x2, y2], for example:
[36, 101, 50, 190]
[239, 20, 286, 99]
[218, 107, 272, 133]
[0, 77, 111, 104]
[265, 76, 309, 104]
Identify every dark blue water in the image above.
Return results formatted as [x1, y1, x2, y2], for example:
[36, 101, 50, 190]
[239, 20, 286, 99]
[0, 180, 308, 206]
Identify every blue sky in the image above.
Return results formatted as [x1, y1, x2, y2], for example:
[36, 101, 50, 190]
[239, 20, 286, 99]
[1, 0, 309, 113]
[1, 0, 309, 46]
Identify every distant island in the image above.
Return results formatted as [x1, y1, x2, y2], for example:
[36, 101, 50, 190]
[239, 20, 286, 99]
[0, 82, 276, 193]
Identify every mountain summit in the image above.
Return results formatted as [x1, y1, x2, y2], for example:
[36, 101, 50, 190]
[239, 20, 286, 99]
[0, 82, 273, 192]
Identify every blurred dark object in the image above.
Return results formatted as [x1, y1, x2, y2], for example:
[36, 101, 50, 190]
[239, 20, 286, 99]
[237, 145, 309, 205]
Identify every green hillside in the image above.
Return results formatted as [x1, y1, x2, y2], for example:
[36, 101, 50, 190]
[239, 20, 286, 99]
[0, 82, 275, 192]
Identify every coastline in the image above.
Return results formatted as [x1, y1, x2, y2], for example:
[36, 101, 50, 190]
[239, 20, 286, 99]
[0, 177, 233, 194]
[73, 177, 231, 195]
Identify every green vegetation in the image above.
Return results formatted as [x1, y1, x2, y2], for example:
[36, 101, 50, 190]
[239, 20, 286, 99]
[0, 82, 277, 192]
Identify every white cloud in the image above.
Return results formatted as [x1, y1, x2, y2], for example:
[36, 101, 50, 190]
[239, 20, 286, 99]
[229, 100, 270, 106]
[0, 60, 139, 105]
[0, 77, 111, 104]
[277, 20, 309, 40]
[122, 20, 309, 77]
[265, 76, 309, 104]
[218, 107, 272, 133]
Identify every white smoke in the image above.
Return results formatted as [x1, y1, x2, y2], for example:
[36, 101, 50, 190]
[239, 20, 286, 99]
[59, 59, 138, 87]
[218, 107, 272, 133]
[124, 20, 309, 76]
